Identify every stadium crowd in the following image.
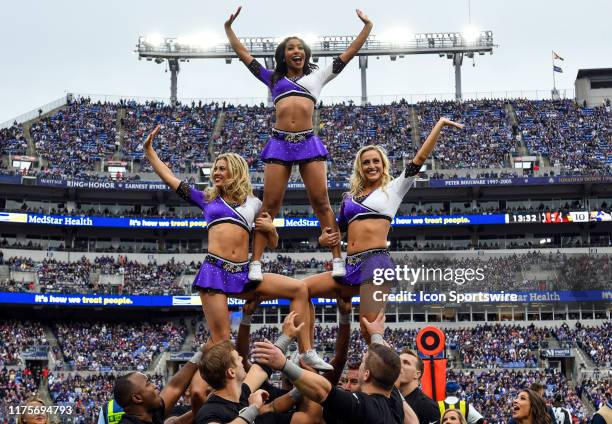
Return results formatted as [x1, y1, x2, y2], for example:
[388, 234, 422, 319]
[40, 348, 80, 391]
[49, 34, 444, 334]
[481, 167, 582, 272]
[0, 320, 48, 366]
[2, 98, 609, 181]
[416, 99, 514, 169]
[1, 252, 610, 296]
[53, 321, 187, 371]
[554, 322, 611, 368]
[0, 368, 38, 424]
[514, 99, 611, 174]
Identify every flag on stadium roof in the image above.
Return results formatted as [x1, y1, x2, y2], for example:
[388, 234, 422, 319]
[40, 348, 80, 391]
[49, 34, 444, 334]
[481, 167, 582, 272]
[553, 65, 563, 73]
[553, 51, 565, 61]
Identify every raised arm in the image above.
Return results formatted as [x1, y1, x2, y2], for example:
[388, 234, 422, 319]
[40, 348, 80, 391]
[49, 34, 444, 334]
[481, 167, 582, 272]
[252, 340, 332, 403]
[160, 359, 200, 417]
[243, 311, 303, 393]
[143, 125, 181, 191]
[224, 7, 254, 65]
[339, 10, 373, 63]
[412, 118, 464, 166]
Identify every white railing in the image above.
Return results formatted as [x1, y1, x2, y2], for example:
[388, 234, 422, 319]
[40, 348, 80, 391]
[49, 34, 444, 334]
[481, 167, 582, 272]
[0, 96, 68, 129]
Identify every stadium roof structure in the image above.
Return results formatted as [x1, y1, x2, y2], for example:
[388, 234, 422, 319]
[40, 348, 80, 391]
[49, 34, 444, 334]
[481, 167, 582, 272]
[136, 31, 496, 105]
[576, 68, 612, 79]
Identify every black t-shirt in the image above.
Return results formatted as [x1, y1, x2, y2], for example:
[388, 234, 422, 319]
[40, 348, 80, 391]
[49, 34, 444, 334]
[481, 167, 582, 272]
[195, 382, 290, 424]
[169, 404, 191, 418]
[119, 400, 165, 424]
[404, 387, 440, 424]
[322, 387, 405, 424]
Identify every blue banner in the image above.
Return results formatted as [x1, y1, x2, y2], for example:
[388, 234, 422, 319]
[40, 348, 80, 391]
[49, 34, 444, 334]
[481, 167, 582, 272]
[35, 177, 169, 191]
[0, 175, 22, 184]
[0, 212, 509, 229]
[0, 290, 609, 308]
[0, 174, 608, 191]
[428, 175, 612, 188]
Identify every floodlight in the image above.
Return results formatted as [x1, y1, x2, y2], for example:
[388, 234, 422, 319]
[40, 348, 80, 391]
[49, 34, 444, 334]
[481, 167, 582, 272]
[461, 26, 480, 43]
[145, 33, 164, 47]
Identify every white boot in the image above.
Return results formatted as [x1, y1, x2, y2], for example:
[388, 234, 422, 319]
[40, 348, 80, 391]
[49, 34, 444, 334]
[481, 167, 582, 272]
[248, 260, 263, 282]
[301, 349, 334, 371]
[331, 258, 346, 278]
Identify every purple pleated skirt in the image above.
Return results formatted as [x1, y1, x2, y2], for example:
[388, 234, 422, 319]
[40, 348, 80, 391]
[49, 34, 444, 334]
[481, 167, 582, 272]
[337, 249, 394, 286]
[193, 253, 258, 294]
[262, 129, 329, 165]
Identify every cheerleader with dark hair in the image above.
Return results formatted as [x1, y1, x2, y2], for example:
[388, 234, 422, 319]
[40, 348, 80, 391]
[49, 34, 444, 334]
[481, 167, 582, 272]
[224, 6, 373, 282]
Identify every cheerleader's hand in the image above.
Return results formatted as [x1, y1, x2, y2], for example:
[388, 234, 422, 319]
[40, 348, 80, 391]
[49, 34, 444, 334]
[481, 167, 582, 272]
[319, 227, 340, 247]
[242, 297, 260, 316]
[440, 118, 465, 129]
[144, 125, 161, 151]
[255, 212, 275, 234]
[356, 9, 372, 26]
[224, 6, 242, 28]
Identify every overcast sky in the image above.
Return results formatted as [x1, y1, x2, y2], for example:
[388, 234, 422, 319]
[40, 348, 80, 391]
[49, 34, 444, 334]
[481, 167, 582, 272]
[1, 0, 611, 123]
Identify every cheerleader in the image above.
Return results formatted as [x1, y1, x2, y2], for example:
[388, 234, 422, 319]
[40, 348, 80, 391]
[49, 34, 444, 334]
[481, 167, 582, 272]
[306, 118, 464, 342]
[224, 6, 373, 281]
[144, 125, 331, 370]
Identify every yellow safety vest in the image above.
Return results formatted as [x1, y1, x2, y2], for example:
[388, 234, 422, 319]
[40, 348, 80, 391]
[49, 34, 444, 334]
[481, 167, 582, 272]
[106, 400, 125, 424]
[438, 400, 468, 418]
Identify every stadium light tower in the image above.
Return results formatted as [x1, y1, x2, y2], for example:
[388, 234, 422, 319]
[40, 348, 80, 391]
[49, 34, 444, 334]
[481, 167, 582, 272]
[136, 30, 496, 104]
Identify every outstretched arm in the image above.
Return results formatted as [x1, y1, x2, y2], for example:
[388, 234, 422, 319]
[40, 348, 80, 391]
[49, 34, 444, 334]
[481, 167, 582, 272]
[339, 10, 373, 63]
[160, 362, 199, 417]
[412, 118, 464, 166]
[224, 7, 254, 65]
[253, 340, 332, 403]
[143, 125, 181, 191]
[244, 311, 303, 393]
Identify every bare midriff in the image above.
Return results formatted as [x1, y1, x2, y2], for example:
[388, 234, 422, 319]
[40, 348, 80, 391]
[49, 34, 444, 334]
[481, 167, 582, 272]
[274, 96, 315, 132]
[207, 224, 250, 262]
[346, 219, 391, 255]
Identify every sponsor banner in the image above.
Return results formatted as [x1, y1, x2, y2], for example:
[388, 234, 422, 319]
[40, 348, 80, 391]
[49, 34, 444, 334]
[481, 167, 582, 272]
[392, 214, 506, 226]
[0, 290, 608, 308]
[429, 175, 612, 188]
[1, 211, 608, 229]
[543, 348, 573, 358]
[0, 212, 508, 229]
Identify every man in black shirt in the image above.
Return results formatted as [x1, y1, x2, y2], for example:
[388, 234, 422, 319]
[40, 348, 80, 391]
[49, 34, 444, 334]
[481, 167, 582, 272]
[114, 345, 202, 424]
[396, 348, 440, 424]
[196, 311, 303, 424]
[253, 310, 418, 424]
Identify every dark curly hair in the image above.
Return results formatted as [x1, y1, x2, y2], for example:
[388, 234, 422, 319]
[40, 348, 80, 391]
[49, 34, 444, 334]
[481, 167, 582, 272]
[524, 389, 553, 424]
[271, 36, 318, 86]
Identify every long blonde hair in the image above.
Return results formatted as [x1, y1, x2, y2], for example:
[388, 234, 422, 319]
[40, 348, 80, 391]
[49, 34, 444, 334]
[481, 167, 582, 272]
[205, 153, 253, 204]
[349, 145, 391, 197]
[18, 397, 48, 424]
[441, 409, 468, 424]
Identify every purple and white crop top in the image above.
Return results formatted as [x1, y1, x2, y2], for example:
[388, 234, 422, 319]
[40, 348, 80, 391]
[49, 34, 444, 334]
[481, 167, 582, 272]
[337, 163, 422, 232]
[246, 57, 347, 105]
[176, 182, 262, 233]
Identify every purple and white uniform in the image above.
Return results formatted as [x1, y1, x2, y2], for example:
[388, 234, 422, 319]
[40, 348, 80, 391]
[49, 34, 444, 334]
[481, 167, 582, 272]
[246, 57, 347, 164]
[176, 181, 262, 294]
[336, 163, 421, 286]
